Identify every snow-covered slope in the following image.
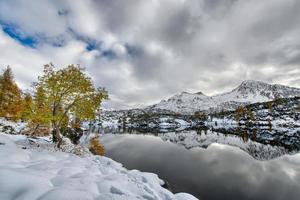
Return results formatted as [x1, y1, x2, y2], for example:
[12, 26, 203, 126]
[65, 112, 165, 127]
[0, 133, 197, 200]
[148, 80, 300, 114]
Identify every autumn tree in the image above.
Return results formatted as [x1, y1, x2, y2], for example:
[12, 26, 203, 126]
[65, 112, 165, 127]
[193, 111, 208, 121]
[21, 93, 33, 121]
[0, 66, 23, 120]
[247, 109, 255, 121]
[234, 106, 246, 122]
[36, 64, 108, 147]
[266, 101, 273, 112]
[235, 106, 256, 124]
[30, 86, 52, 130]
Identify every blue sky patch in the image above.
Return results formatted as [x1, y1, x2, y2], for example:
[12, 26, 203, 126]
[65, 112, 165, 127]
[86, 42, 99, 51]
[1, 22, 37, 48]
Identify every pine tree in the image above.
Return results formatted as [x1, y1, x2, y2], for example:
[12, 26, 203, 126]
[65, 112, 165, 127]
[0, 66, 23, 120]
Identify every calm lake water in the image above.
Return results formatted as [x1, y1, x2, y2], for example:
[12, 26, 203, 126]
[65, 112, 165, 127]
[100, 130, 300, 200]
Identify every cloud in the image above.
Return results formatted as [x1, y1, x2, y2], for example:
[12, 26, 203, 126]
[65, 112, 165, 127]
[0, 0, 299, 109]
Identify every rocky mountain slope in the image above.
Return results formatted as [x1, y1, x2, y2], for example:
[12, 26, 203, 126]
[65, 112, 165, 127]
[147, 80, 300, 114]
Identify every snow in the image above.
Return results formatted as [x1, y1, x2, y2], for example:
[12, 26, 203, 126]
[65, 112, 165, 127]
[174, 119, 191, 126]
[206, 117, 238, 127]
[0, 133, 198, 200]
[159, 122, 177, 128]
[0, 118, 27, 134]
[101, 119, 119, 128]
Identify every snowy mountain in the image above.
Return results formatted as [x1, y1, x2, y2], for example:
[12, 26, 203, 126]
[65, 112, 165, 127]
[148, 80, 300, 114]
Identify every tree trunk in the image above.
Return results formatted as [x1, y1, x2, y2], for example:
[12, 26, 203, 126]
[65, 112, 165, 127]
[52, 105, 63, 148]
[32, 124, 40, 136]
[57, 127, 63, 148]
[53, 124, 63, 148]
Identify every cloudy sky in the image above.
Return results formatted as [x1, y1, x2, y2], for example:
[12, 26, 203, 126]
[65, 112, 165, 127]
[0, 0, 299, 109]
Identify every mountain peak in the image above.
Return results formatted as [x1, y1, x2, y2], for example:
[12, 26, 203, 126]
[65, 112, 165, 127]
[194, 91, 205, 95]
[177, 91, 206, 96]
[150, 80, 300, 114]
[180, 91, 190, 95]
[233, 80, 270, 92]
[239, 80, 268, 87]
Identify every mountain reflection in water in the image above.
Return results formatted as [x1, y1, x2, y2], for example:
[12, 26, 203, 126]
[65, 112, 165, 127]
[100, 132, 300, 200]
[92, 126, 299, 160]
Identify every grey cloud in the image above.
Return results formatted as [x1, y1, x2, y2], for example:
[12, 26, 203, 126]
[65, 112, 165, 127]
[0, 0, 299, 109]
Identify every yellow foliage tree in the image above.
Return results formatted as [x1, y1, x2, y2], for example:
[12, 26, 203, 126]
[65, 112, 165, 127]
[0, 66, 23, 121]
[21, 93, 33, 121]
[36, 64, 108, 147]
[30, 86, 52, 129]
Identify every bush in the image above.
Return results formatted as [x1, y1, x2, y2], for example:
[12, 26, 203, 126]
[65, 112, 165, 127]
[89, 137, 105, 156]
[192, 111, 208, 121]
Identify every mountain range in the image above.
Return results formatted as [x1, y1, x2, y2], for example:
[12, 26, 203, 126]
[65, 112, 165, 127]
[146, 80, 300, 114]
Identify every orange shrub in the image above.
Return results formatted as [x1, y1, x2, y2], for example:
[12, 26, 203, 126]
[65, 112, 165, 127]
[89, 137, 105, 156]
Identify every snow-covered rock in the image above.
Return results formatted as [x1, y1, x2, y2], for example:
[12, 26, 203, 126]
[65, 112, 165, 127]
[0, 118, 27, 134]
[0, 133, 198, 200]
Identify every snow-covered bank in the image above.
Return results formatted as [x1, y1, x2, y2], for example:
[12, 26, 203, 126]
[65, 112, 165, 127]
[0, 118, 27, 134]
[0, 133, 197, 200]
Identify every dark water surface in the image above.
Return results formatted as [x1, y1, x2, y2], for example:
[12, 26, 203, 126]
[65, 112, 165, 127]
[101, 133, 300, 200]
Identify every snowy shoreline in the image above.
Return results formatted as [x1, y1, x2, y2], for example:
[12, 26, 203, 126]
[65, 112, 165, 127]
[0, 133, 198, 200]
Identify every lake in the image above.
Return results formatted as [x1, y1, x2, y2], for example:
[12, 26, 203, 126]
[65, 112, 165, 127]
[100, 129, 300, 200]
